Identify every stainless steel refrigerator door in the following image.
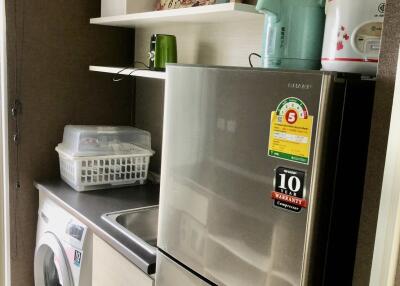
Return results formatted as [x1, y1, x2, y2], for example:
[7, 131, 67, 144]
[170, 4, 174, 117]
[156, 251, 212, 286]
[158, 65, 331, 286]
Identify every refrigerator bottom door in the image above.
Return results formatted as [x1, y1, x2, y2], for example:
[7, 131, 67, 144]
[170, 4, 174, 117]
[156, 251, 213, 286]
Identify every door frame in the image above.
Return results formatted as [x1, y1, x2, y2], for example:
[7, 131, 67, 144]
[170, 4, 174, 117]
[0, 0, 10, 284]
[369, 48, 400, 286]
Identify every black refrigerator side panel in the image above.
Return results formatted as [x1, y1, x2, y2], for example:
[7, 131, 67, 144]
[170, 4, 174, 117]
[304, 77, 347, 286]
[323, 79, 376, 286]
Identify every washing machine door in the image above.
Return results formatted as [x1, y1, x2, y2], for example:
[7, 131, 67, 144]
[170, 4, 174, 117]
[34, 232, 73, 286]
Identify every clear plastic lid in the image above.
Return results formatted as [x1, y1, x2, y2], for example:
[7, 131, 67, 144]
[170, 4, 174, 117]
[57, 125, 152, 157]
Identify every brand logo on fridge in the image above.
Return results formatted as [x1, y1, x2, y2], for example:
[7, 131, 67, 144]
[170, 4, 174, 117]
[287, 83, 312, 90]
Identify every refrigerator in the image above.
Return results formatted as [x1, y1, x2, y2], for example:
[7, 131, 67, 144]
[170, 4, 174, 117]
[155, 65, 375, 286]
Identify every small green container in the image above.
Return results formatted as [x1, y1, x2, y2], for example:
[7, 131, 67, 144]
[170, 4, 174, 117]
[256, 0, 325, 70]
[149, 34, 178, 71]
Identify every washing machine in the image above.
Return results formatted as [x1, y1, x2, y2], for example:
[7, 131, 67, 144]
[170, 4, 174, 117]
[34, 192, 92, 286]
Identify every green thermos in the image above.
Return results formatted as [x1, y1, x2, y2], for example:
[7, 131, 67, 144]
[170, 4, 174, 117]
[149, 34, 177, 71]
[256, 0, 325, 70]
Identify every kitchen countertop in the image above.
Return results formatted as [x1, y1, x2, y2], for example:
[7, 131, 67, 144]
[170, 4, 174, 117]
[35, 180, 160, 274]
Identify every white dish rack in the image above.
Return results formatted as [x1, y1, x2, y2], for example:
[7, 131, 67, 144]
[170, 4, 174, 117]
[56, 146, 152, 192]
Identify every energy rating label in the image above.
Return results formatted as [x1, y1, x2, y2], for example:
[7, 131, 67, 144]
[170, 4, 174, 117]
[268, 97, 314, 165]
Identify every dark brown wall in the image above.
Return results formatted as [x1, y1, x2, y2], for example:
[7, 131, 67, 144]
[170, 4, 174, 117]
[6, 1, 134, 285]
[135, 78, 164, 173]
[353, 0, 400, 285]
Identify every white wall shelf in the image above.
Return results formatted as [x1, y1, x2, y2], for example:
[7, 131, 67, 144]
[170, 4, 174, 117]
[89, 66, 166, 80]
[90, 3, 262, 28]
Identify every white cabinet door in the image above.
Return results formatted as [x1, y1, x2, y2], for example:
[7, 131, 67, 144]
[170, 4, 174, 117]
[92, 234, 154, 286]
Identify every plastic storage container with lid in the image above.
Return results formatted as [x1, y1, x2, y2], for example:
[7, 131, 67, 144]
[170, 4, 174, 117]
[56, 125, 154, 192]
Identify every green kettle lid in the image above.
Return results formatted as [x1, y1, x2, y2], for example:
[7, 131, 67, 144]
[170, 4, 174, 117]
[256, 0, 325, 15]
[256, 0, 280, 15]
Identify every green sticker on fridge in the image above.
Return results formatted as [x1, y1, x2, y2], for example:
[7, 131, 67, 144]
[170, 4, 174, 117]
[268, 97, 314, 165]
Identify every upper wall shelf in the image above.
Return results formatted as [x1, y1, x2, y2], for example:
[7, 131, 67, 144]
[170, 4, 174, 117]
[90, 3, 262, 28]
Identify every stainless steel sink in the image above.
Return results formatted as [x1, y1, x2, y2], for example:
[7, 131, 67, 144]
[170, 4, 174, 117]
[102, 205, 159, 255]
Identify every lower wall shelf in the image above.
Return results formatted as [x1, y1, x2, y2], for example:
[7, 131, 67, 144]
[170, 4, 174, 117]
[89, 65, 166, 80]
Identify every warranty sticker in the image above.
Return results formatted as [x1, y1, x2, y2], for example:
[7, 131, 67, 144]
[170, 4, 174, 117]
[272, 167, 307, 213]
[268, 97, 313, 165]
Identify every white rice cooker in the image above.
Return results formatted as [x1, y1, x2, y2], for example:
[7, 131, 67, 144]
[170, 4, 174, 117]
[321, 0, 386, 75]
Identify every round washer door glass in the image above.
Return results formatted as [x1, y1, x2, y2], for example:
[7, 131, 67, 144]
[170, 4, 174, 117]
[34, 232, 73, 286]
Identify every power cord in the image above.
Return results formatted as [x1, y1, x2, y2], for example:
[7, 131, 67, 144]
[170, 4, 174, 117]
[249, 53, 261, 68]
[112, 61, 151, 82]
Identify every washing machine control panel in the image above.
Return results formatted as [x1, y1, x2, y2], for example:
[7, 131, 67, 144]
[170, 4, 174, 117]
[64, 220, 87, 249]
[66, 222, 85, 241]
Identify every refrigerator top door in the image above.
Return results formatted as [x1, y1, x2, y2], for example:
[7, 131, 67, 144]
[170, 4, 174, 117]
[158, 65, 334, 286]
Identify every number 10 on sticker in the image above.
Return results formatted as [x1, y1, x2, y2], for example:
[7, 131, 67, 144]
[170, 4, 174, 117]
[278, 173, 301, 193]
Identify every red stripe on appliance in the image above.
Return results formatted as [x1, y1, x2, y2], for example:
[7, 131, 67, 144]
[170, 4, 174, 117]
[321, 57, 379, 63]
[271, 191, 308, 208]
